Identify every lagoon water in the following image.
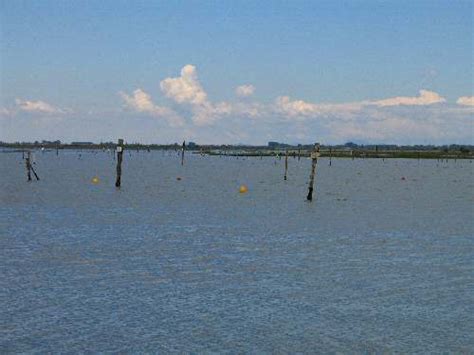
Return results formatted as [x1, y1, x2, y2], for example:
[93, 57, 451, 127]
[1, 150, 473, 352]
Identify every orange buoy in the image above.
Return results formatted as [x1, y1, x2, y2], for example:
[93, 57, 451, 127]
[239, 185, 248, 193]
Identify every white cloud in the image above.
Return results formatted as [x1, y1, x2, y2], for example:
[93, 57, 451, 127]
[456, 96, 474, 106]
[119, 88, 184, 127]
[274, 96, 362, 119]
[370, 89, 446, 107]
[236, 84, 255, 97]
[160, 65, 235, 126]
[275, 96, 318, 117]
[274, 90, 447, 121]
[15, 98, 68, 114]
[160, 65, 207, 105]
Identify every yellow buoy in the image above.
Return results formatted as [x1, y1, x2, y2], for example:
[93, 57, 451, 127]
[91, 176, 100, 184]
[239, 185, 248, 194]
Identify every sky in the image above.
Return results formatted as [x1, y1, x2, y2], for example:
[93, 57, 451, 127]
[0, 0, 473, 145]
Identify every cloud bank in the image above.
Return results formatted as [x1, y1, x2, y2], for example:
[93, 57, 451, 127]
[3, 65, 472, 144]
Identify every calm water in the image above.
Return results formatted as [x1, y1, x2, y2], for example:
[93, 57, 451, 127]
[1, 150, 473, 353]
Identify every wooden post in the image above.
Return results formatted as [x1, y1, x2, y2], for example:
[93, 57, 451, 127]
[26, 151, 32, 181]
[25, 151, 40, 181]
[306, 143, 320, 201]
[329, 147, 332, 166]
[115, 139, 124, 188]
[284, 150, 289, 180]
[181, 141, 186, 165]
[298, 149, 301, 161]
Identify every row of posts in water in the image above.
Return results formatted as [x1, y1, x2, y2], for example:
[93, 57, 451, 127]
[23, 139, 322, 201]
[22, 139, 466, 200]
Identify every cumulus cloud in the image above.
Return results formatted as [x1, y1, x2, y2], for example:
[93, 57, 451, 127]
[456, 96, 474, 106]
[119, 89, 184, 127]
[15, 98, 68, 114]
[160, 65, 235, 126]
[370, 89, 446, 107]
[235, 84, 255, 97]
[160, 65, 207, 105]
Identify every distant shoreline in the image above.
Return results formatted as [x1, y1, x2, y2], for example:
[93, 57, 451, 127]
[1, 142, 472, 160]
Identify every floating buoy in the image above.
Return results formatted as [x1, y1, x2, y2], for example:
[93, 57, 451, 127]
[239, 185, 248, 193]
[176, 177, 182, 181]
[91, 176, 100, 184]
[401, 177, 406, 181]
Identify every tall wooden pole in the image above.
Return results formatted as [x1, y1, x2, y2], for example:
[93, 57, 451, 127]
[306, 143, 320, 201]
[329, 147, 332, 166]
[181, 141, 186, 166]
[25, 151, 39, 181]
[298, 148, 301, 161]
[284, 150, 289, 180]
[26, 151, 32, 181]
[115, 139, 124, 188]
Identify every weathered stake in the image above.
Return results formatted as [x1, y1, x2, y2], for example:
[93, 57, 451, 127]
[26, 151, 32, 181]
[181, 141, 186, 166]
[284, 150, 289, 180]
[115, 139, 124, 188]
[25, 151, 40, 181]
[306, 143, 320, 201]
[329, 147, 332, 166]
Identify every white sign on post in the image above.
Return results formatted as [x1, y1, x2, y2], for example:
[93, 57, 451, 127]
[116, 146, 123, 153]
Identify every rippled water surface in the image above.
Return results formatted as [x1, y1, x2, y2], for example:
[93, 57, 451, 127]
[1, 150, 473, 352]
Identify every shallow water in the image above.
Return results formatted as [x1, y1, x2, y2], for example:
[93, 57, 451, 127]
[1, 150, 473, 352]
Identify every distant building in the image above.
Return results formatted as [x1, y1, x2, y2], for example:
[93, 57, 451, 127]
[188, 142, 197, 148]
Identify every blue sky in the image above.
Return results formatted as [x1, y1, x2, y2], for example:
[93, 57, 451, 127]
[1, 0, 472, 144]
